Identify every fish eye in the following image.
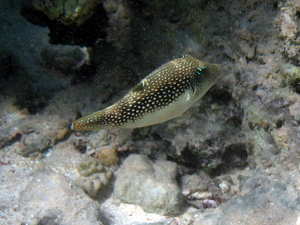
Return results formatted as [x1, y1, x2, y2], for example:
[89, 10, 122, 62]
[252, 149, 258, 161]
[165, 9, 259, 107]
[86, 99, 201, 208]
[195, 67, 206, 76]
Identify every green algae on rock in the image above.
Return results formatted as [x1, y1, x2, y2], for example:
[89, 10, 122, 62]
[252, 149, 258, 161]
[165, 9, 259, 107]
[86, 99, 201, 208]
[71, 55, 224, 130]
[33, 0, 102, 25]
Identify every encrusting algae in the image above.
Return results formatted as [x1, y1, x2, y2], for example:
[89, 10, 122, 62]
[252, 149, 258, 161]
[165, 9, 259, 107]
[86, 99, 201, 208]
[71, 55, 224, 130]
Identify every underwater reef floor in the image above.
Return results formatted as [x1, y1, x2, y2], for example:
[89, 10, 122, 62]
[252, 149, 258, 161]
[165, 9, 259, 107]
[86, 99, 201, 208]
[1, 0, 300, 224]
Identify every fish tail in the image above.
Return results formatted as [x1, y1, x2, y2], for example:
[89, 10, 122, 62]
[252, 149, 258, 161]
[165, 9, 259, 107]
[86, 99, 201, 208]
[70, 110, 106, 130]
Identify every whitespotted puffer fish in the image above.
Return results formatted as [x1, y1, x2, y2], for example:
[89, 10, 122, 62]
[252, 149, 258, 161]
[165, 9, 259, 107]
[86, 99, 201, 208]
[70, 55, 224, 130]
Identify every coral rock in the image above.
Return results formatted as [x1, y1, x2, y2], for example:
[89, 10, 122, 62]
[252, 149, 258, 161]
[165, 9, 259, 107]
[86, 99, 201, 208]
[114, 154, 183, 216]
[94, 146, 119, 166]
[33, 0, 102, 25]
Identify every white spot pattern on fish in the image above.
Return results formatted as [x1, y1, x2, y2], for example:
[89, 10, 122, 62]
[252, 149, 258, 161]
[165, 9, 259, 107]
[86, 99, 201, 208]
[70, 55, 224, 130]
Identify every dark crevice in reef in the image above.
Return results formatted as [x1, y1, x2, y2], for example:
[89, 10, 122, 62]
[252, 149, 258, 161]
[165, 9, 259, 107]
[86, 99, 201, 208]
[20, 5, 50, 27]
[200, 142, 249, 177]
[207, 86, 233, 106]
[167, 140, 222, 170]
[20, 4, 109, 47]
[69, 63, 98, 85]
[0, 132, 22, 150]
[0, 52, 53, 114]
[12, 3, 109, 114]
[290, 78, 300, 94]
[216, 143, 248, 174]
[167, 142, 249, 177]
[13, 87, 52, 114]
